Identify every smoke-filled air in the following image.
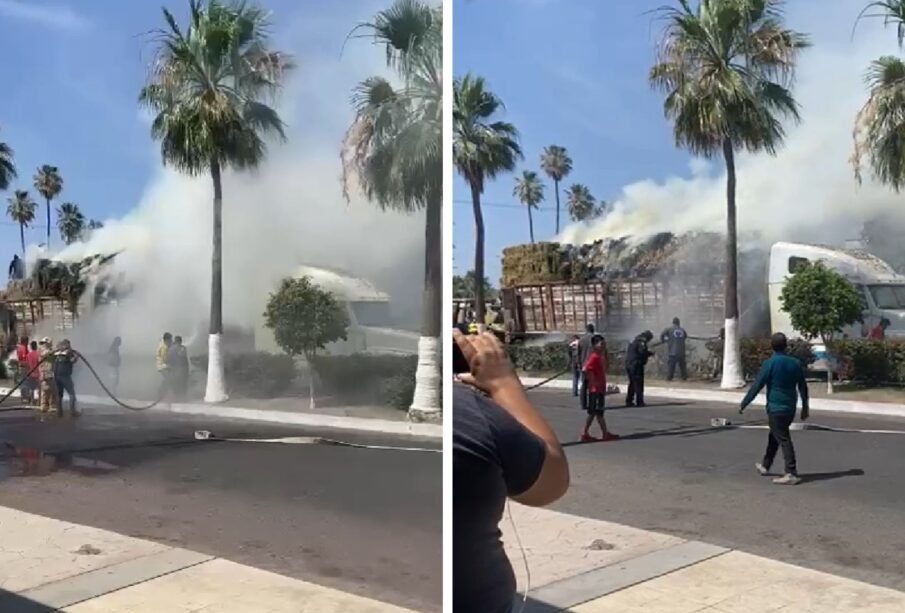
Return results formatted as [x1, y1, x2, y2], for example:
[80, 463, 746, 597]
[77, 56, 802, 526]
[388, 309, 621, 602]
[558, 2, 905, 252]
[44, 4, 425, 358]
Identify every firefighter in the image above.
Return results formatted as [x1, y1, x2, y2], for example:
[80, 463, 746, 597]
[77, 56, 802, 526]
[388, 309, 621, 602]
[37, 337, 56, 415]
[625, 331, 654, 407]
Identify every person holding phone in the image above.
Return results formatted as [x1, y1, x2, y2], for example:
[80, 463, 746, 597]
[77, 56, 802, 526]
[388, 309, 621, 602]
[453, 330, 570, 613]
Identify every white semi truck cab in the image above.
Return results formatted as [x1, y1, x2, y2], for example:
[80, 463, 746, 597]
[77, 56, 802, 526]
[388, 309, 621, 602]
[768, 242, 905, 366]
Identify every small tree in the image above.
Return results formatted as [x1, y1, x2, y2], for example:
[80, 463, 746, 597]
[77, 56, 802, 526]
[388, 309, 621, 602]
[779, 261, 863, 393]
[264, 277, 349, 408]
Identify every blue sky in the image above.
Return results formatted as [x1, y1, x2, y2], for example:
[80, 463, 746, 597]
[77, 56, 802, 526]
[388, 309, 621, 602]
[452, 0, 893, 286]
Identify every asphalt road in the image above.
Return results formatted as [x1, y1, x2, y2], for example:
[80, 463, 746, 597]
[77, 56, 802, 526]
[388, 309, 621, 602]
[528, 387, 905, 593]
[0, 405, 441, 612]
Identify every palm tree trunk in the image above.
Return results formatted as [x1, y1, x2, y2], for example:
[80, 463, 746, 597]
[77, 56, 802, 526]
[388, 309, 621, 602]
[721, 138, 744, 389]
[19, 224, 25, 256]
[554, 179, 561, 234]
[528, 205, 535, 243]
[45, 198, 51, 248]
[409, 193, 442, 421]
[204, 157, 228, 403]
[471, 180, 487, 329]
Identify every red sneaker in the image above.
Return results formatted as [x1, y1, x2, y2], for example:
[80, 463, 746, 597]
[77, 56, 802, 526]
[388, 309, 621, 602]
[580, 433, 598, 443]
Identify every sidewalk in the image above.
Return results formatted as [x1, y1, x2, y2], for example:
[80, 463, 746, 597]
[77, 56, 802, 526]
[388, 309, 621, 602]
[520, 376, 905, 420]
[502, 504, 905, 612]
[0, 505, 417, 612]
[0, 385, 442, 440]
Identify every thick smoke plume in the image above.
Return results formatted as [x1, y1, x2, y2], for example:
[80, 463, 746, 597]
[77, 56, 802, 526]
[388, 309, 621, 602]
[559, 7, 905, 256]
[42, 7, 425, 361]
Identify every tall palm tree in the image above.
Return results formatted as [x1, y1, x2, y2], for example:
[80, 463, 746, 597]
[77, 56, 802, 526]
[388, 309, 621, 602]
[7, 190, 36, 255]
[341, 0, 442, 419]
[540, 145, 572, 234]
[650, 0, 809, 389]
[0, 130, 16, 192]
[454, 74, 522, 326]
[853, 1, 905, 189]
[566, 183, 596, 222]
[140, 0, 293, 403]
[57, 202, 85, 245]
[513, 170, 544, 242]
[34, 165, 63, 248]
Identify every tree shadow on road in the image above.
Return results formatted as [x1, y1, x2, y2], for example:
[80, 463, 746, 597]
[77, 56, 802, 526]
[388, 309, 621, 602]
[0, 589, 55, 612]
[800, 468, 865, 484]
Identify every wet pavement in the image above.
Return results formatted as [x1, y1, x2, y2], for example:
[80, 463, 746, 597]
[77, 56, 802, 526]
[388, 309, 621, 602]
[0, 404, 442, 612]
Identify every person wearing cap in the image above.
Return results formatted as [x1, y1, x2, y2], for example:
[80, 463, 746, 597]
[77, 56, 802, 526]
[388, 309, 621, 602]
[38, 337, 56, 415]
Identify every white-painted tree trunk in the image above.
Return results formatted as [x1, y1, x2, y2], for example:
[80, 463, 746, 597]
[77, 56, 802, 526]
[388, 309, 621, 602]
[409, 336, 441, 418]
[309, 371, 316, 410]
[720, 318, 745, 389]
[204, 333, 228, 403]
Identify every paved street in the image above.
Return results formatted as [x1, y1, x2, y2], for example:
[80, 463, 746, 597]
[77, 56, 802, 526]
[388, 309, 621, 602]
[0, 404, 441, 612]
[527, 387, 905, 594]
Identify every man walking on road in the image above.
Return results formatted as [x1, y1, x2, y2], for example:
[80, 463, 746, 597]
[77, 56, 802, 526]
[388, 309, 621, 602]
[581, 335, 618, 442]
[740, 332, 809, 485]
[661, 317, 688, 381]
[625, 331, 654, 407]
[577, 324, 596, 410]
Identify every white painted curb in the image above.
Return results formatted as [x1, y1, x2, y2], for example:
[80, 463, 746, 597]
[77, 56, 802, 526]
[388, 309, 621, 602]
[521, 377, 905, 419]
[76, 394, 442, 440]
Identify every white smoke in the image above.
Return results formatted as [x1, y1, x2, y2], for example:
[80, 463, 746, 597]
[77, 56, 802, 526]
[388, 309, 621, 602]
[44, 6, 425, 359]
[560, 4, 905, 251]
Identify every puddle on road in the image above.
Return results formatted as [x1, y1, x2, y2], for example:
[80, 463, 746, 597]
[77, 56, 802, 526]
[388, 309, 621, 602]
[0, 446, 119, 480]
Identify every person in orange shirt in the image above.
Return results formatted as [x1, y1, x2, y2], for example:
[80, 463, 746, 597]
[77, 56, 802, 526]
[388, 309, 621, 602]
[580, 335, 619, 442]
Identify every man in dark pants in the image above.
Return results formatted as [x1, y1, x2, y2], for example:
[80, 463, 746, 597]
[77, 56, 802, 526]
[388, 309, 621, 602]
[625, 330, 654, 407]
[739, 332, 809, 485]
[661, 317, 688, 381]
[53, 339, 79, 417]
[576, 324, 595, 410]
[568, 335, 581, 397]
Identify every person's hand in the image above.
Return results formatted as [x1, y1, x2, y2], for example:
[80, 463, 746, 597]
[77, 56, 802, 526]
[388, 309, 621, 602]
[738, 406, 745, 415]
[453, 329, 520, 398]
[801, 406, 809, 421]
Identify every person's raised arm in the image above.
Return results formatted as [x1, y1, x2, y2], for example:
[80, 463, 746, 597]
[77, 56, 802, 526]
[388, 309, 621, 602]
[454, 330, 569, 506]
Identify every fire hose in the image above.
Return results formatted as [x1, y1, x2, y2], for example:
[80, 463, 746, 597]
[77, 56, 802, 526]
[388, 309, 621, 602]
[0, 349, 163, 412]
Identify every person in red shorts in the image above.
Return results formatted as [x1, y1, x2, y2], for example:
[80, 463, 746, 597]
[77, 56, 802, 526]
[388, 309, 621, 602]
[580, 335, 619, 442]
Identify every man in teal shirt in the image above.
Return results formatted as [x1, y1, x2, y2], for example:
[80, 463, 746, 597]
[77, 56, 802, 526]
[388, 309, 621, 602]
[739, 333, 810, 485]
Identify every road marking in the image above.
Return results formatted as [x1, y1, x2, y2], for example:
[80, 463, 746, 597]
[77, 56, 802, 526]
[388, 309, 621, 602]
[520, 541, 729, 612]
[8, 548, 213, 610]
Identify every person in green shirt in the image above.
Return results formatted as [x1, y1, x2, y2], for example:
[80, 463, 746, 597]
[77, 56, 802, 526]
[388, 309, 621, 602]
[739, 332, 810, 485]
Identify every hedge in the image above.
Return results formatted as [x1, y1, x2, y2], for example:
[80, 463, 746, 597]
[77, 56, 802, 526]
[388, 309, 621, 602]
[190, 352, 298, 398]
[310, 354, 418, 407]
[830, 339, 905, 384]
[739, 338, 815, 379]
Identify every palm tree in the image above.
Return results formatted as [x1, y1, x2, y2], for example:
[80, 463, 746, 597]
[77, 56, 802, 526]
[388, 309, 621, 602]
[853, 1, 905, 189]
[34, 165, 63, 248]
[454, 73, 522, 326]
[513, 170, 544, 242]
[341, 0, 442, 419]
[140, 0, 293, 403]
[566, 183, 596, 222]
[7, 190, 36, 255]
[540, 145, 572, 234]
[57, 202, 85, 245]
[650, 0, 809, 389]
[0, 130, 16, 192]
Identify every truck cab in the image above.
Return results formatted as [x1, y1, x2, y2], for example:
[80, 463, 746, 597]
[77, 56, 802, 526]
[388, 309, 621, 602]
[768, 242, 905, 366]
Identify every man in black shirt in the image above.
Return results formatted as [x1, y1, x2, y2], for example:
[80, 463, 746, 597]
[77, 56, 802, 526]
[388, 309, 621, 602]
[453, 330, 569, 613]
[625, 330, 654, 407]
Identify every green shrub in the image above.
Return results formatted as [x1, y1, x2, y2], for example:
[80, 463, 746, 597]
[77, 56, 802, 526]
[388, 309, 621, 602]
[191, 352, 297, 398]
[830, 339, 905, 384]
[381, 374, 415, 410]
[310, 354, 418, 403]
[740, 338, 814, 380]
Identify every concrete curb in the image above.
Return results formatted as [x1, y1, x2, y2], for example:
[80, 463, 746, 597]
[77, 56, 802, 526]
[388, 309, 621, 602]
[521, 377, 905, 419]
[522, 541, 730, 611]
[76, 394, 442, 440]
